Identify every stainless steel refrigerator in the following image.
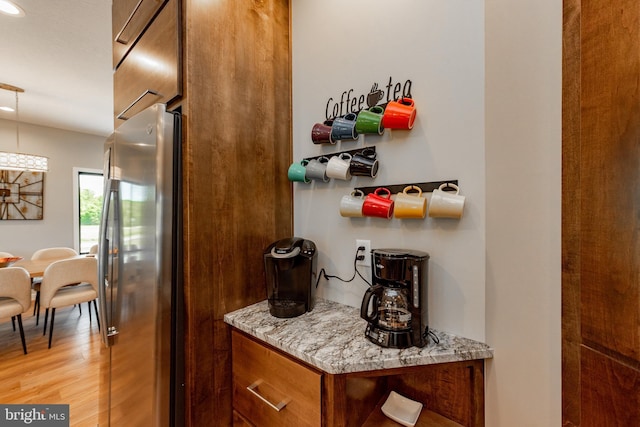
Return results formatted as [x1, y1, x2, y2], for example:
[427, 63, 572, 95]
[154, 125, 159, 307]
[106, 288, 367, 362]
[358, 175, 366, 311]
[98, 103, 184, 426]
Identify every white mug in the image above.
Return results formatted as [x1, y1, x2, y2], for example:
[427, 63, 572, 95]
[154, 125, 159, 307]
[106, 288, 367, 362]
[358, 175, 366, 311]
[428, 183, 465, 219]
[326, 153, 352, 180]
[339, 189, 365, 217]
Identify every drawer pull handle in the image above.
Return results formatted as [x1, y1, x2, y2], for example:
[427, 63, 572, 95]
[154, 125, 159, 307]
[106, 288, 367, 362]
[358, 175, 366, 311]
[117, 89, 161, 120]
[114, 0, 145, 44]
[247, 380, 290, 412]
[115, 0, 167, 45]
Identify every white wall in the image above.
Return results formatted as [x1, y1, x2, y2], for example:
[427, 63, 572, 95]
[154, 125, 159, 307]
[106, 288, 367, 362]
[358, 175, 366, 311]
[0, 119, 104, 258]
[485, 0, 562, 424]
[293, 0, 562, 425]
[292, 0, 486, 341]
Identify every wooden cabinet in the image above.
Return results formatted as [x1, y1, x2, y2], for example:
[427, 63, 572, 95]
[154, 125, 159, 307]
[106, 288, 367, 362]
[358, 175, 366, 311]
[563, 0, 640, 425]
[111, 0, 293, 424]
[112, 0, 167, 67]
[113, 0, 181, 128]
[232, 332, 321, 427]
[231, 330, 484, 427]
[180, 0, 293, 425]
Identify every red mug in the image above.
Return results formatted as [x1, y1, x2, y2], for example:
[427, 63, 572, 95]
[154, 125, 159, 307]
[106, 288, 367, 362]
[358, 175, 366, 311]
[362, 187, 394, 219]
[382, 97, 416, 130]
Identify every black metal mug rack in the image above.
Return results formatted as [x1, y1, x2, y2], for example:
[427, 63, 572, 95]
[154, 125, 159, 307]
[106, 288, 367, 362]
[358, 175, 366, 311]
[354, 179, 458, 196]
[303, 146, 376, 162]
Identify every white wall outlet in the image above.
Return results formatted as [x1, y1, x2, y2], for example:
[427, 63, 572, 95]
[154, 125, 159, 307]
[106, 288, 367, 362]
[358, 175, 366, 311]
[356, 239, 372, 267]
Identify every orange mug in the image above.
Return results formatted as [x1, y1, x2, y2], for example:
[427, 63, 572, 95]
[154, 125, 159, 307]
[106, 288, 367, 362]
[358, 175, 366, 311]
[382, 97, 416, 130]
[362, 187, 394, 219]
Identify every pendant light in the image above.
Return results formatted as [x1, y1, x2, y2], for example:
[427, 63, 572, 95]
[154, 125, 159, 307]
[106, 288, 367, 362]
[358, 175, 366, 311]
[0, 83, 49, 172]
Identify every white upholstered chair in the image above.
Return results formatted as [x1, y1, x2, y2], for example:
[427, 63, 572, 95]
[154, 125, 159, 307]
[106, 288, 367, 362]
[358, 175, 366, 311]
[0, 252, 15, 258]
[40, 256, 100, 349]
[31, 247, 78, 324]
[0, 267, 32, 354]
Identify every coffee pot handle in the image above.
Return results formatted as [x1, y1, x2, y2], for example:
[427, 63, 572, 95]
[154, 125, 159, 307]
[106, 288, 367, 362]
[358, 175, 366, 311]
[360, 285, 383, 322]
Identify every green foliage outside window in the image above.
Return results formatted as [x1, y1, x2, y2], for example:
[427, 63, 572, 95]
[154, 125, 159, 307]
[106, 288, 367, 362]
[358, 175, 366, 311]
[80, 188, 102, 225]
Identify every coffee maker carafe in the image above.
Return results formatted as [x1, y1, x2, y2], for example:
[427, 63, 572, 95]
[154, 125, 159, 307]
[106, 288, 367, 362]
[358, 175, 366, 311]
[360, 249, 429, 348]
[263, 237, 317, 318]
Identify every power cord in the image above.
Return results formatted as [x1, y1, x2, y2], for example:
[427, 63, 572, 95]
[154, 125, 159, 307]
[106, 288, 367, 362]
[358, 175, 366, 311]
[315, 245, 372, 288]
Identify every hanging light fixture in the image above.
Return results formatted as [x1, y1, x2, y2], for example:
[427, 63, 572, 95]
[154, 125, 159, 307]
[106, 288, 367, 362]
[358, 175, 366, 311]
[0, 83, 49, 172]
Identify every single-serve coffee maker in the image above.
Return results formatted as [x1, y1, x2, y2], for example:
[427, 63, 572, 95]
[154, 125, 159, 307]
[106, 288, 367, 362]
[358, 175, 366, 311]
[360, 249, 430, 348]
[263, 237, 317, 318]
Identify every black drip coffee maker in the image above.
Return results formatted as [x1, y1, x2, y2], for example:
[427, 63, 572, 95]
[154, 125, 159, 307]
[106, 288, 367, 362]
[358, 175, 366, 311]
[360, 249, 430, 348]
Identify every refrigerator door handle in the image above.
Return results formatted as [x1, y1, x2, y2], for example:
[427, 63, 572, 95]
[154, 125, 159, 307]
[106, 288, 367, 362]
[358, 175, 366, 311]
[98, 178, 120, 347]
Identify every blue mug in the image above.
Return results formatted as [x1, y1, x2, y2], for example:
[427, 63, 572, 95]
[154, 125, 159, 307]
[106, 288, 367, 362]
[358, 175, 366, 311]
[331, 113, 359, 142]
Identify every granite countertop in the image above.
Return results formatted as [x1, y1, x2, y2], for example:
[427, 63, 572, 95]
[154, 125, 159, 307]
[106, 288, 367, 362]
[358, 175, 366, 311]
[224, 299, 493, 375]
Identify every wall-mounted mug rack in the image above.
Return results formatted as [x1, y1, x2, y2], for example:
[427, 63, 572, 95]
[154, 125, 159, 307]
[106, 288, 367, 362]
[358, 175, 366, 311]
[354, 179, 458, 196]
[303, 146, 376, 162]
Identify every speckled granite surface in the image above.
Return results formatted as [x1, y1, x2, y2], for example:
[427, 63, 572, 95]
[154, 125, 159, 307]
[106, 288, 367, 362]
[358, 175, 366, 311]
[224, 299, 493, 374]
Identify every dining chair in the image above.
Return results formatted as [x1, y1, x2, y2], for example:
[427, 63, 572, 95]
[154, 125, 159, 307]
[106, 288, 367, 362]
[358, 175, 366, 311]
[30, 247, 78, 325]
[39, 256, 100, 348]
[0, 267, 32, 354]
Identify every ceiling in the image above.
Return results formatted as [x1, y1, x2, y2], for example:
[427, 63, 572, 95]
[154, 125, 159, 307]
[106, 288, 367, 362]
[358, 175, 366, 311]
[0, 0, 113, 137]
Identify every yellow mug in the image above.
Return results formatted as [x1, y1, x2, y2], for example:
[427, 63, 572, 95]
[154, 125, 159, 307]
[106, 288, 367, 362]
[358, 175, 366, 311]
[394, 185, 426, 219]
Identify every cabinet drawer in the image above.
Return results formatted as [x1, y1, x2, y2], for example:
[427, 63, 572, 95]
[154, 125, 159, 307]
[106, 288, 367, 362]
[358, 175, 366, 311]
[114, 0, 181, 127]
[112, 0, 167, 67]
[232, 331, 322, 427]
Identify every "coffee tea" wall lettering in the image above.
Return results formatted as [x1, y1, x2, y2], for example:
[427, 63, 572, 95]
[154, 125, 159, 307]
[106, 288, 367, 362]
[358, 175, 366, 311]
[325, 77, 413, 120]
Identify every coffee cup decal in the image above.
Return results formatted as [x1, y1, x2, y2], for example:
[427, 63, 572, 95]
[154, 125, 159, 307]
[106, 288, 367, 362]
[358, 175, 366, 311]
[367, 83, 385, 108]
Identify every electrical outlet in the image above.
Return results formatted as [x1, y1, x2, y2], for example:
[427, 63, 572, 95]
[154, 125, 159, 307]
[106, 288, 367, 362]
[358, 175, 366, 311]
[356, 239, 371, 267]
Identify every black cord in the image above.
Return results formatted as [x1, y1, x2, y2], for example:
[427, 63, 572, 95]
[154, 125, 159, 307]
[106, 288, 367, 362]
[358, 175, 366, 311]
[315, 246, 372, 288]
[424, 328, 440, 345]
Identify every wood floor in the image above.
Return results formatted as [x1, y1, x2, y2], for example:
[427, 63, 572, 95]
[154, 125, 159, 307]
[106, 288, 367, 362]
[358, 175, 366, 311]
[0, 299, 100, 427]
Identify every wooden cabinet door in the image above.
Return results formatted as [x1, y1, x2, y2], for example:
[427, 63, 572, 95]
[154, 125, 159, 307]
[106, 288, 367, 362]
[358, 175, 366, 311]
[113, 0, 181, 127]
[563, 0, 640, 425]
[112, 0, 167, 67]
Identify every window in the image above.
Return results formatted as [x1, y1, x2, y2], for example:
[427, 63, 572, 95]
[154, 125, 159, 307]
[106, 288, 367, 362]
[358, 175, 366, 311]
[73, 168, 103, 255]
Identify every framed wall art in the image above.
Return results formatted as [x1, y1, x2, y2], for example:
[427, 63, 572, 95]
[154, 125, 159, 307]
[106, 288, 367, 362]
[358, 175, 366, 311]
[0, 170, 44, 220]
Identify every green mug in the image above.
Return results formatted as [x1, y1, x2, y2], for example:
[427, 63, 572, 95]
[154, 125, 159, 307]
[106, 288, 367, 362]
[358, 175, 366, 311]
[355, 106, 385, 135]
[288, 160, 310, 183]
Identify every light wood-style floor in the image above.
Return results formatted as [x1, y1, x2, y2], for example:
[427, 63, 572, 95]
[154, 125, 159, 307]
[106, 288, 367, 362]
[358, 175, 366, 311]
[0, 299, 100, 427]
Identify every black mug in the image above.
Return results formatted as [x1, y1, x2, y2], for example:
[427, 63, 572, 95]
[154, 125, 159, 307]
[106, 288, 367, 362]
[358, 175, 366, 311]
[350, 149, 379, 178]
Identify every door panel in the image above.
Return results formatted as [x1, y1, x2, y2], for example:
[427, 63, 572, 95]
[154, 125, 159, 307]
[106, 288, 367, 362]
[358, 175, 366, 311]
[579, 0, 640, 363]
[581, 347, 640, 426]
[563, 0, 640, 424]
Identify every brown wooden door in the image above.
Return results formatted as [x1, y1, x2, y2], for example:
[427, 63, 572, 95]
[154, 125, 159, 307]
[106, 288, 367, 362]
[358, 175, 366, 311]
[563, 0, 640, 425]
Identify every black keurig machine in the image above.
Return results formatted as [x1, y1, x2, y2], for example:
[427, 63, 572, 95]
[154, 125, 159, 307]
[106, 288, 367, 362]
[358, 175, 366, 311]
[263, 237, 317, 318]
[360, 249, 430, 348]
